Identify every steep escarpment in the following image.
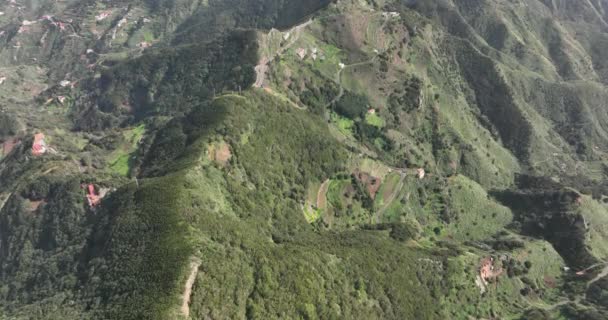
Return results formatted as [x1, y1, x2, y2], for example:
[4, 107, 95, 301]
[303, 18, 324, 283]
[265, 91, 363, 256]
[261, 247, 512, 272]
[453, 39, 533, 161]
[492, 175, 594, 269]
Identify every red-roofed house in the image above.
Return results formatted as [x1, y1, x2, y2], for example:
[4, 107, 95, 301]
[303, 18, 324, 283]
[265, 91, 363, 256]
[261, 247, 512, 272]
[32, 133, 47, 156]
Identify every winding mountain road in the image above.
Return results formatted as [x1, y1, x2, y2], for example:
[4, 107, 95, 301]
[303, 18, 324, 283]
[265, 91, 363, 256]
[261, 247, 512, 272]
[586, 263, 608, 289]
[545, 261, 608, 311]
[324, 54, 380, 110]
[324, 14, 391, 110]
[254, 19, 312, 89]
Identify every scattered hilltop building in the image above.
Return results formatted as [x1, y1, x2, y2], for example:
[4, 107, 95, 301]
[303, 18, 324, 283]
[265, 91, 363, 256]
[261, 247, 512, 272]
[382, 12, 400, 19]
[295, 47, 307, 60]
[311, 47, 319, 60]
[95, 11, 111, 22]
[86, 184, 101, 207]
[32, 133, 47, 156]
[417, 168, 425, 179]
[18, 20, 36, 33]
[479, 257, 503, 285]
[137, 41, 151, 49]
[85, 184, 110, 208]
[56, 21, 66, 31]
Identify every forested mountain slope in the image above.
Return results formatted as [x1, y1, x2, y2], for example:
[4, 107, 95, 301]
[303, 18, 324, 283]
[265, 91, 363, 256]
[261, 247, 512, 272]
[2, 0, 608, 319]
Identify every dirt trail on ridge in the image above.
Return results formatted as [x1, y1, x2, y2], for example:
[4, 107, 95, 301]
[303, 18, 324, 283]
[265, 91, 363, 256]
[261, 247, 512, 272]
[317, 179, 330, 209]
[181, 258, 202, 318]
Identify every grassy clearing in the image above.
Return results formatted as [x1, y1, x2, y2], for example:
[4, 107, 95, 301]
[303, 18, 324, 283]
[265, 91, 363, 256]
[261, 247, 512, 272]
[365, 112, 384, 128]
[143, 30, 155, 43]
[309, 40, 344, 79]
[340, 63, 387, 108]
[304, 206, 322, 223]
[444, 175, 512, 241]
[109, 124, 146, 176]
[327, 179, 350, 209]
[513, 240, 566, 303]
[356, 158, 392, 179]
[330, 112, 355, 136]
[380, 197, 405, 222]
[110, 154, 131, 176]
[375, 172, 401, 207]
[303, 181, 323, 223]
[239, 124, 253, 145]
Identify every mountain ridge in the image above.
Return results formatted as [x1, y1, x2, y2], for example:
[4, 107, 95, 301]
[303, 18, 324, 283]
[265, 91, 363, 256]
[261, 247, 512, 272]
[1, 0, 608, 319]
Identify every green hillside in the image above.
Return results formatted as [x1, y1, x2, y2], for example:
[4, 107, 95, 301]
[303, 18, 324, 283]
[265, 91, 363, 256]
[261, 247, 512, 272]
[2, 0, 608, 319]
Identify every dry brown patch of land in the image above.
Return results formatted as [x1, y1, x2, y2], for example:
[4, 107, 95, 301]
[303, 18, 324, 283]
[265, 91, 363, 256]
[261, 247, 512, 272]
[317, 179, 330, 210]
[355, 171, 381, 199]
[544, 275, 557, 288]
[208, 142, 232, 167]
[28, 200, 45, 212]
[2, 138, 19, 156]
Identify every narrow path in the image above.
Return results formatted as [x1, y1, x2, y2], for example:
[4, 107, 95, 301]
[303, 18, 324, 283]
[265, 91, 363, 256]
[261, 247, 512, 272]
[580, 262, 606, 274]
[586, 263, 608, 289]
[0, 192, 11, 213]
[544, 262, 608, 311]
[254, 19, 313, 89]
[324, 57, 377, 109]
[324, 15, 390, 109]
[213, 93, 246, 101]
[263, 87, 306, 110]
[317, 179, 330, 209]
[181, 258, 202, 318]
[253, 59, 269, 88]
